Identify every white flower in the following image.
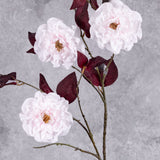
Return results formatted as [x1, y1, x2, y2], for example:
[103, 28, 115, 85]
[89, 0, 142, 54]
[19, 91, 73, 143]
[34, 17, 84, 69]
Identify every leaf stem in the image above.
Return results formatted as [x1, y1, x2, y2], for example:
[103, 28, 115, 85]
[76, 70, 102, 160]
[16, 79, 42, 91]
[101, 54, 114, 160]
[72, 66, 104, 101]
[73, 117, 89, 135]
[34, 143, 98, 159]
[80, 30, 93, 58]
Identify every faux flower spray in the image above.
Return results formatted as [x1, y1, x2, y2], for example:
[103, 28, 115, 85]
[0, 0, 142, 159]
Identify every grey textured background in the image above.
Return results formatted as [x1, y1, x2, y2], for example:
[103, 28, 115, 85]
[0, 0, 160, 160]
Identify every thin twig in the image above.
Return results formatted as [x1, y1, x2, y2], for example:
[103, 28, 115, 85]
[76, 69, 102, 160]
[73, 117, 89, 135]
[72, 66, 104, 101]
[16, 79, 42, 91]
[101, 54, 114, 160]
[80, 30, 93, 58]
[34, 143, 98, 159]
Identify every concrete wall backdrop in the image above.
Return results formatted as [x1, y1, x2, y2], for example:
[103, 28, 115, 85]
[0, 0, 160, 160]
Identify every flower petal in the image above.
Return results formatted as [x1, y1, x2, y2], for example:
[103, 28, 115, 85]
[34, 18, 80, 69]
[19, 91, 73, 143]
[89, 0, 142, 53]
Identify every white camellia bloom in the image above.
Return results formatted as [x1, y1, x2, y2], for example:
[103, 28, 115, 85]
[34, 17, 84, 69]
[89, 0, 142, 54]
[19, 91, 73, 143]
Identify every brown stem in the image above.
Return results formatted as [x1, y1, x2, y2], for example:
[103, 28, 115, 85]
[72, 66, 104, 101]
[80, 30, 93, 58]
[16, 79, 42, 92]
[34, 143, 98, 159]
[76, 70, 102, 160]
[73, 117, 89, 135]
[101, 54, 114, 160]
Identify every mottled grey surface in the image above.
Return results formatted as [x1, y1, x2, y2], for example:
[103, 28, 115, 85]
[0, 0, 160, 159]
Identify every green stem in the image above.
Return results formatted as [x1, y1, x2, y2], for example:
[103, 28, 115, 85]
[16, 79, 42, 92]
[34, 143, 98, 159]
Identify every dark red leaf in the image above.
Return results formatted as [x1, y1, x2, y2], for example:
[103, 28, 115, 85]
[56, 72, 78, 104]
[102, 0, 110, 3]
[70, 0, 87, 9]
[26, 48, 36, 54]
[84, 56, 105, 86]
[0, 72, 16, 88]
[87, 56, 106, 70]
[28, 32, 36, 46]
[84, 68, 100, 86]
[84, 56, 118, 87]
[39, 73, 53, 94]
[7, 72, 16, 80]
[5, 82, 17, 86]
[75, 2, 90, 38]
[104, 59, 118, 86]
[77, 51, 88, 68]
[90, 0, 99, 10]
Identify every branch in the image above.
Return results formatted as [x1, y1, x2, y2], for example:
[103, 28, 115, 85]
[73, 117, 89, 135]
[101, 54, 114, 160]
[16, 79, 42, 91]
[76, 69, 102, 160]
[72, 66, 104, 101]
[34, 143, 98, 159]
[80, 30, 93, 58]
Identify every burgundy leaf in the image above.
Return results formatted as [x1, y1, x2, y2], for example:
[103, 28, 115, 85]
[87, 56, 106, 70]
[28, 32, 36, 46]
[70, 0, 87, 9]
[75, 2, 91, 38]
[7, 72, 16, 80]
[77, 51, 88, 68]
[84, 56, 106, 86]
[0, 72, 16, 88]
[39, 73, 53, 94]
[104, 59, 118, 86]
[26, 48, 36, 54]
[5, 82, 17, 86]
[84, 56, 118, 87]
[84, 68, 100, 86]
[102, 0, 110, 3]
[56, 72, 78, 104]
[90, 0, 99, 10]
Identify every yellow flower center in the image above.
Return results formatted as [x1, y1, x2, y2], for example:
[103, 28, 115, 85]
[43, 113, 51, 123]
[109, 23, 119, 30]
[55, 40, 63, 52]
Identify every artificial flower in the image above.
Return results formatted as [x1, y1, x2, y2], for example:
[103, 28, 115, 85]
[89, 0, 142, 54]
[34, 17, 84, 69]
[19, 91, 73, 142]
